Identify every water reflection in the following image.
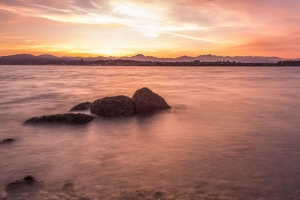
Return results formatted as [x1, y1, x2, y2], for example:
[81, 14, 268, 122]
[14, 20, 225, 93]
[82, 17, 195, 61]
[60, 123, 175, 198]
[1, 66, 300, 199]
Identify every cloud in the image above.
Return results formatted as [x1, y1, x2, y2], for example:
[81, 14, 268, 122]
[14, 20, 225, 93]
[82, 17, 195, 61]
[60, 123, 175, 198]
[0, 0, 220, 42]
[0, 0, 299, 57]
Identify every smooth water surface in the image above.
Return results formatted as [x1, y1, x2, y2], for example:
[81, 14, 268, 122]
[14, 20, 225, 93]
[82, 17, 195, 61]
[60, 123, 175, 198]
[1, 66, 300, 199]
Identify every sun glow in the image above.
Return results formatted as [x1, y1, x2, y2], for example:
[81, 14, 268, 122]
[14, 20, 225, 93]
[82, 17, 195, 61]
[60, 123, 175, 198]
[101, 49, 114, 56]
[0, 0, 299, 58]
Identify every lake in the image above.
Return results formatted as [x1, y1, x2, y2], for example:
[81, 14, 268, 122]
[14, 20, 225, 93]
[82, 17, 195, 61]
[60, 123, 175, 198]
[1, 65, 300, 200]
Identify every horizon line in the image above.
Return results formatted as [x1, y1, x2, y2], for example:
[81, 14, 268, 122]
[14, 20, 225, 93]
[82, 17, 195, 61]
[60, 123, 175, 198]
[1, 53, 299, 60]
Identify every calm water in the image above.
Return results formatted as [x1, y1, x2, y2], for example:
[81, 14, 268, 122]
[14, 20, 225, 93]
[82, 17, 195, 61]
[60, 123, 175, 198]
[1, 66, 300, 200]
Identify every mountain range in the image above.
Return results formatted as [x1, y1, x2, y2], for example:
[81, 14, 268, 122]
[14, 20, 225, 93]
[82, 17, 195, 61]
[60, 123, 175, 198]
[0, 54, 299, 63]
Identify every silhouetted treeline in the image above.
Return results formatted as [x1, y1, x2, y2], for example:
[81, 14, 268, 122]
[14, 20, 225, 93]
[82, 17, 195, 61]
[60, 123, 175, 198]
[277, 60, 300, 66]
[0, 59, 299, 66]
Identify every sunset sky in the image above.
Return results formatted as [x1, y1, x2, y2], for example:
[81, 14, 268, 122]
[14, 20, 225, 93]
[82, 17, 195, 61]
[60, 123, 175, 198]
[0, 0, 299, 58]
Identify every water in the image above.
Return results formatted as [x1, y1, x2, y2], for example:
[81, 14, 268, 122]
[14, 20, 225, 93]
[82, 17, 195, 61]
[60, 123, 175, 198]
[1, 66, 300, 199]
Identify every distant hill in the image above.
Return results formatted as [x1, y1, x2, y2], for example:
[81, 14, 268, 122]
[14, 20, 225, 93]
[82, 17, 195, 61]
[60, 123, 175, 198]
[0, 53, 295, 63]
[0, 54, 60, 61]
[120, 54, 283, 63]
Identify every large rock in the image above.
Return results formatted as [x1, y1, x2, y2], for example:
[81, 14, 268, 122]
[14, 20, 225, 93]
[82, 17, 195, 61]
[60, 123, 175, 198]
[25, 113, 94, 124]
[132, 87, 171, 114]
[69, 102, 92, 111]
[90, 96, 135, 117]
[5, 175, 45, 193]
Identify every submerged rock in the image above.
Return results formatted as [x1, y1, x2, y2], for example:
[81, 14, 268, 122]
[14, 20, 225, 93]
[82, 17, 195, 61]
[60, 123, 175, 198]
[5, 175, 45, 193]
[62, 182, 75, 192]
[136, 192, 146, 198]
[25, 113, 94, 124]
[90, 95, 135, 117]
[70, 102, 92, 111]
[132, 87, 171, 114]
[153, 191, 164, 199]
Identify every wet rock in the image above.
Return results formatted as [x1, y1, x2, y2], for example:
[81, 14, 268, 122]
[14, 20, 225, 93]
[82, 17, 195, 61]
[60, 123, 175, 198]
[70, 102, 92, 111]
[0, 138, 14, 144]
[132, 87, 171, 114]
[62, 182, 75, 192]
[90, 96, 135, 117]
[5, 175, 45, 193]
[25, 113, 94, 124]
[153, 191, 164, 199]
[136, 192, 146, 198]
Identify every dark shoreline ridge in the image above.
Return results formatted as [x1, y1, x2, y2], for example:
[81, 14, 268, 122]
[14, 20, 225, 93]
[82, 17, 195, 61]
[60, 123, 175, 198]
[0, 53, 299, 66]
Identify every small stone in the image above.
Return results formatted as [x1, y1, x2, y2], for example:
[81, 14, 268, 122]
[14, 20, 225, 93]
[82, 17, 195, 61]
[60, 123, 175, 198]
[1, 138, 15, 145]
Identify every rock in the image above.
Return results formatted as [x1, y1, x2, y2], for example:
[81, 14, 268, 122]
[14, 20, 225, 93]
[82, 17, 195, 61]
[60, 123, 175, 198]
[153, 191, 164, 199]
[5, 175, 45, 193]
[62, 182, 75, 192]
[69, 102, 92, 111]
[25, 113, 94, 124]
[132, 87, 171, 114]
[90, 96, 135, 117]
[136, 192, 146, 198]
[0, 138, 14, 144]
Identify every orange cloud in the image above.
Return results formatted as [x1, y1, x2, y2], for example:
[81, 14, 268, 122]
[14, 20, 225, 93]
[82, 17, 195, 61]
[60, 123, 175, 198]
[0, 0, 299, 58]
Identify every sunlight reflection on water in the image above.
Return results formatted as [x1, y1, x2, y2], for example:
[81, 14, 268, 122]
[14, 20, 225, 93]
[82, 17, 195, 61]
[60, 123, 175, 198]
[1, 66, 300, 199]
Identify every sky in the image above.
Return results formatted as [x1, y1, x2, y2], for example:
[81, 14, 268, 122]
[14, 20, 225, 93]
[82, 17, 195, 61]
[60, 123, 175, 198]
[0, 0, 300, 58]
